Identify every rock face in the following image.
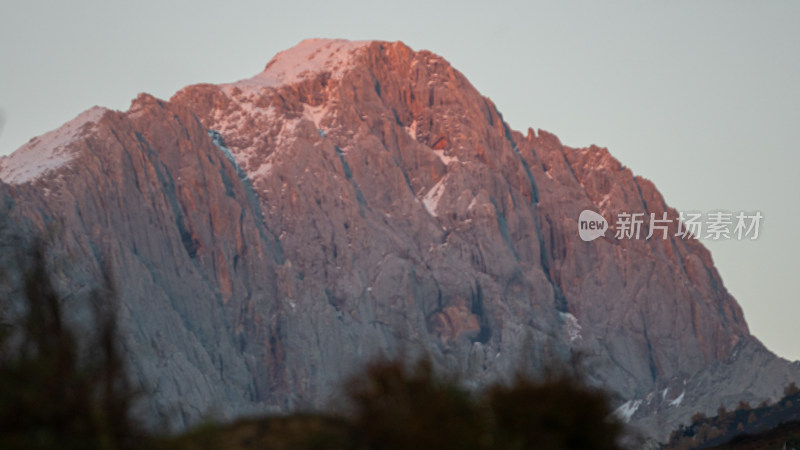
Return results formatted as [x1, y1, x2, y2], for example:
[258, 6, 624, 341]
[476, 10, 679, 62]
[0, 38, 797, 443]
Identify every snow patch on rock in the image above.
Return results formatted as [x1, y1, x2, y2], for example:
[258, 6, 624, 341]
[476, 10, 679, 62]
[405, 120, 417, 140]
[433, 149, 459, 166]
[423, 176, 447, 217]
[303, 103, 330, 130]
[252, 161, 274, 178]
[0, 106, 107, 185]
[234, 39, 371, 88]
[197, 40, 374, 187]
[615, 399, 642, 423]
[559, 312, 583, 343]
[208, 130, 238, 165]
[669, 390, 685, 407]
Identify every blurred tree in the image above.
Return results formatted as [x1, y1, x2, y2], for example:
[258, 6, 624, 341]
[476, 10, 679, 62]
[345, 359, 489, 450]
[0, 240, 141, 449]
[486, 375, 622, 450]
[345, 358, 622, 450]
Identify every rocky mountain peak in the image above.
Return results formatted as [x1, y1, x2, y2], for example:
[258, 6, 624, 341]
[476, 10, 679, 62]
[0, 39, 796, 445]
[0, 106, 109, 185]
[244, 38, 373, 88]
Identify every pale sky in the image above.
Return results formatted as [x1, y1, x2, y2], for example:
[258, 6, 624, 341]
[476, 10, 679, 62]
[1, 1, 798, 360]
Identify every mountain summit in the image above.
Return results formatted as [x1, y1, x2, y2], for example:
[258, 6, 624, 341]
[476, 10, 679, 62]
[1, 39, 796, 444]
[242, 38, 372, 87]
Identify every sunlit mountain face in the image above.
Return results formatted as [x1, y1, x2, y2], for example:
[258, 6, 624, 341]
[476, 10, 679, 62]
[1, 39, 797, 445]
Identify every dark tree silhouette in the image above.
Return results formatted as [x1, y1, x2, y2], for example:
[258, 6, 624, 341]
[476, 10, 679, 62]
[486, 375, 623, 450]
[345, 358, 622, 450]
[0, 240, 141, 449]
[345, 359, 490, 450]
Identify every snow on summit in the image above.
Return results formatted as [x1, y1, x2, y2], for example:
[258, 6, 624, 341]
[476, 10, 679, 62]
[193, 39, 375, 184]
[0, 106, 106, 185]
[233, 38, 371, 88]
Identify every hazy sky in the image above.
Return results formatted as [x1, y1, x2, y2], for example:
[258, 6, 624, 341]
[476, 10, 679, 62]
[1, 1, 798, 360]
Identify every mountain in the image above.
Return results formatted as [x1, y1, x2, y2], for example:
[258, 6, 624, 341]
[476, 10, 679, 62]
[0, 38, 797, 445]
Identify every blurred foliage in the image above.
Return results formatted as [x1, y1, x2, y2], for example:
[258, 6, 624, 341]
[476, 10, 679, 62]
[154, 414, 355, 450]
[345, 359, 490, 450]
[486, 375, 622, 450]
[162, 358, 623, 450]
[0, 240, 142, 449]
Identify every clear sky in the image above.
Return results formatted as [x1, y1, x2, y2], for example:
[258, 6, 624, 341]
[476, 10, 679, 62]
[1, 1, 798, 360]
